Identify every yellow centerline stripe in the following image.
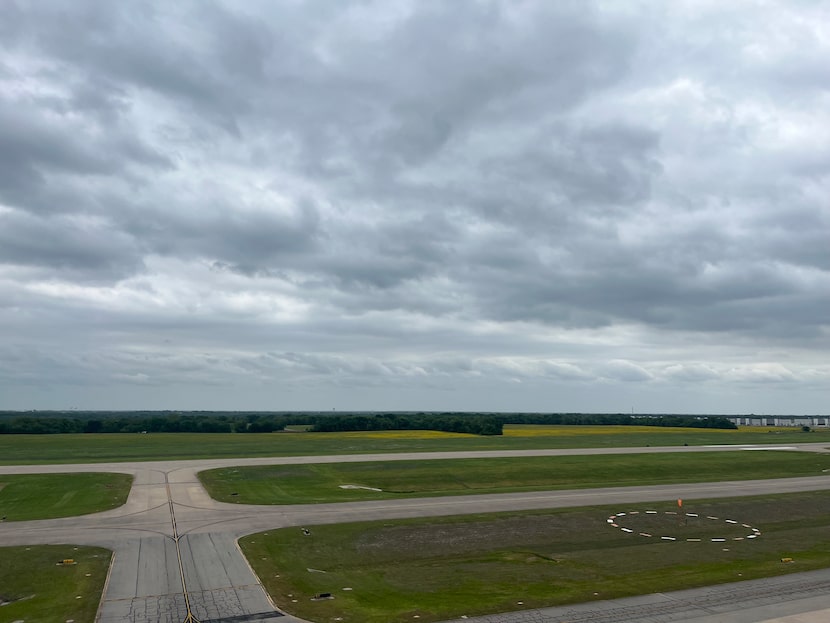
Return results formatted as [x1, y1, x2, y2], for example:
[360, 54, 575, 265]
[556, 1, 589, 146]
[166, 480, 201, 623]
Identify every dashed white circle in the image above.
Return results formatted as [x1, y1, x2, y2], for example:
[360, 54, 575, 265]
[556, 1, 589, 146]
[607, 510, 761, 542]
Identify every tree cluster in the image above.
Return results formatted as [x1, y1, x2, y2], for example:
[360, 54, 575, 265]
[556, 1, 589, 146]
[309, 413, 503, 435]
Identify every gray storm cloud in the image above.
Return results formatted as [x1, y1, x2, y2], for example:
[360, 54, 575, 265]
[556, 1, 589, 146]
[0, 0, 827, 412]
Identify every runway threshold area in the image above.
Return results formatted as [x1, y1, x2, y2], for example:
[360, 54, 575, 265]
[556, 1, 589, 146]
[95, 476, 286, 623]
[96, 535, 286, 623]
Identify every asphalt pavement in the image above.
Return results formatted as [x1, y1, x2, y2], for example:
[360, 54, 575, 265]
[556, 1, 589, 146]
[434, 568, 830, 623]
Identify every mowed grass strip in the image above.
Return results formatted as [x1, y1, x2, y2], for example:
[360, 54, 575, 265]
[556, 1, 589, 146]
[0, 426, 826, 464]
[240, 490, 830, 623]
[0, 545, 111, 623]
[0, 472, 133, 520]
[199, 451, 830, 504]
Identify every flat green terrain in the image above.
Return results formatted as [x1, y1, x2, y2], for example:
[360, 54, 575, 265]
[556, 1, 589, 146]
[240, 490, 830, 623]
[0, 544, 111, 623]
[200, 451, 830, 504]
[0, 472, 132, 520]
[0, 425, 826, 464]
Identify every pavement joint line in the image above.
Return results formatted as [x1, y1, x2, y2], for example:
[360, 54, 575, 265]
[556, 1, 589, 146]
[166, 476, 202, 623]
[102, 592, 187, 603]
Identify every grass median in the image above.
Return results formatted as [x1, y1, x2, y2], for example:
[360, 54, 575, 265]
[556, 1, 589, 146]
[0, 425, 826, 464]
[0, 544, 111, 623]
[0, 472, 132, 521]
[240, 490, 830, 623]
[200, 451, 830, 504]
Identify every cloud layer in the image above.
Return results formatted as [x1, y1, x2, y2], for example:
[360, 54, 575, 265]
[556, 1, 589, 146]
[1, 0, 828, 412]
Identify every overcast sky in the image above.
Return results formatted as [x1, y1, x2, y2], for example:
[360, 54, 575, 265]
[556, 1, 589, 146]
[1, 1, 828, 413]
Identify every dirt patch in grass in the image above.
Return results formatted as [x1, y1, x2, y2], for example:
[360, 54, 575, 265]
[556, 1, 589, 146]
[354, 514, 588, 559]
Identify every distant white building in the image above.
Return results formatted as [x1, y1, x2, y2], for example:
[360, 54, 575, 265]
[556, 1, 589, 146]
[727, 415, 829, 427]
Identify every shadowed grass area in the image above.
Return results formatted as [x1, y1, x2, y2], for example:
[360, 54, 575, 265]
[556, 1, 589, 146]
[0, 545, 111, 623]
[199, 451, 830, 504]
[240, 490, 830, 623]
[0, 472, 132, 520]
[0, 425, 827, 464]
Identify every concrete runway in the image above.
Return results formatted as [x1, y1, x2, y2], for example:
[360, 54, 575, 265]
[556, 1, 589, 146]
[444, 568, 830, 623]
[1, 443, 830, 622]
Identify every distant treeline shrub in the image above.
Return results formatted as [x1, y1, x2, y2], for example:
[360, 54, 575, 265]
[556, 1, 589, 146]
[309, 413, 503, 435]
[0, 411, 735, 435]
[0, 412, 313, 435]
[496, 413, 738, 429]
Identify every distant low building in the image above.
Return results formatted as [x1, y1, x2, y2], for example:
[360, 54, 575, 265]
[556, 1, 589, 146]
[727, 415, 829, 427]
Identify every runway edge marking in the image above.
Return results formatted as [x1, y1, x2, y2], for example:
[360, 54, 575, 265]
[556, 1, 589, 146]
[94, 550, 116, 623]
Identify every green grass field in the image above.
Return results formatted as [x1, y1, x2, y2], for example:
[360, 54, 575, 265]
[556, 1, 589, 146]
[240, 490, 830, 623]
[199, 451, 830, 504]
[0, 472, 133, 520]
[0, 545, 111, 623]
[0, 425, 826, 464]
[0, 428, 825, 621]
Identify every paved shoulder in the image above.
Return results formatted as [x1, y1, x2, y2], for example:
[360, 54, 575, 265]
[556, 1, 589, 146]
[438, 568, 830, 623]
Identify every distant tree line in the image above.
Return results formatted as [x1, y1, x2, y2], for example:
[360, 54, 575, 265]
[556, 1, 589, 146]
[494, 413, 738, 429]
[0, 410, 736, 435]
[0, 412, 314, 435]
[309, 413, 504, 435]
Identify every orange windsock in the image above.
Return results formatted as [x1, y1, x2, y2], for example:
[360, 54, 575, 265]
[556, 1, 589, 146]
[678, 498, 683, 508]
